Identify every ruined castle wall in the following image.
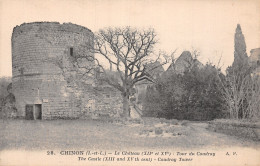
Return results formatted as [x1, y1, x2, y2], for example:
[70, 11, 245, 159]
[12, 22, 94, 119]
[249, 48, 260, 75]
[83, 86, 123, 118]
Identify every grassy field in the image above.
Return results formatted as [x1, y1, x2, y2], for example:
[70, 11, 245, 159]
[0, 118, 259, 150]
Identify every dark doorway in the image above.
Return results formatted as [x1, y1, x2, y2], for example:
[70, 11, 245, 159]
[34, 104, 42, 120]
[25, 105, 34, 120]
[70, 47, 73, 56]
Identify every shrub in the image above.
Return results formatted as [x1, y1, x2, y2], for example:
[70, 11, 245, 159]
[143, 63, 225, 121]
[154, 128, 163, 135]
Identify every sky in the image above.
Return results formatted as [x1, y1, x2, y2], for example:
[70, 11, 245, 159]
[0, 0, 259, 77]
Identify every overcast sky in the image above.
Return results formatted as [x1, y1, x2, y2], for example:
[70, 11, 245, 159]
[0, 0, 259, 77]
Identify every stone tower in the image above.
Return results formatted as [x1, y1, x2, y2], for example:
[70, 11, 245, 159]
[12, 22, 95, 119]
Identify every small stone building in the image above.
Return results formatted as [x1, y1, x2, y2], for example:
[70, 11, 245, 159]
[12, 22, 122, 120]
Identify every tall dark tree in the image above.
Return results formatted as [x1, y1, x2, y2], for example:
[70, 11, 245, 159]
[223, 24, 252, 119]
[233, 24, 248, 68]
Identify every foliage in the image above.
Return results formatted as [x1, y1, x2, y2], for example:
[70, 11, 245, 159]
[0, 77, 12, 106]
[143, 24, 260, 121]
[0, 77, 17, 119]
[143, 63, 225, 120]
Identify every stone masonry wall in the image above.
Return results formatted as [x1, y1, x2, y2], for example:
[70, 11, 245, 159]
[12, 22, 122, 119]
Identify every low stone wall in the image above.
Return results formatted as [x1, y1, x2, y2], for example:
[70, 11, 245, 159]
[208, 119, 260, 141]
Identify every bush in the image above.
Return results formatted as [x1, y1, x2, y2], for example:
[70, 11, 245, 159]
[143, 64, 225, 121]
[155, 128, 163, 135]
[0, 77, 11, 103]
[0, 77, 16, 119]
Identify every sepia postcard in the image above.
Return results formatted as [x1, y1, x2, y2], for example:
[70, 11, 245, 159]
[0, 0, 260, 165]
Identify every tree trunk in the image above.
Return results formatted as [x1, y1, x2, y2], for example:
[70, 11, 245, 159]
[122, 92, 130, 118]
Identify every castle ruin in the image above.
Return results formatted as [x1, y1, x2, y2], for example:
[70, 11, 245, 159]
[12, 22, 123, 120]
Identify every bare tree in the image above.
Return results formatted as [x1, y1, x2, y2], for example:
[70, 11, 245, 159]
[244, 75, 260, 119]
[86, 27, 170, 117]
[214, 24, 260, 120]
[220, 67, 249, 119]
[214, 54, 260, 120]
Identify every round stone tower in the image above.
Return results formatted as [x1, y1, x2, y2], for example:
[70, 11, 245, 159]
[12, 22, 94, 119]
